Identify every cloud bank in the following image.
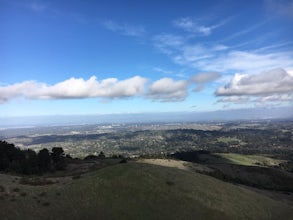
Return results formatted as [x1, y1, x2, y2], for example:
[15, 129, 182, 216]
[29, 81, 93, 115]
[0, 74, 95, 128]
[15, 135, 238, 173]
[0, 72, 221, 103]
[2, 69, 292, 105]
[216, 68, 293, 104]
[0, 76, 147, 103]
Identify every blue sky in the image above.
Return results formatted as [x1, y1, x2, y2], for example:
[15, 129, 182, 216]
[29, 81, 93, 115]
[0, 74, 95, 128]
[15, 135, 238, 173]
[0, 0, 293, 116]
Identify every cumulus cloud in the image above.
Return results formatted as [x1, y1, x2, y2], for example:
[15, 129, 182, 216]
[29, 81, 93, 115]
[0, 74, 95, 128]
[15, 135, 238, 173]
[147, 78, 189, 102]
[102, 20, 146, 37]
[146, 72, 221, 101]
[215, 68, 293, 104]
[216, 68, 293, 96]
[0, 73, 222, 103]
[0, 81, 40, 103]
[0, 76, 148, 103]
[190, 72, 221, 92]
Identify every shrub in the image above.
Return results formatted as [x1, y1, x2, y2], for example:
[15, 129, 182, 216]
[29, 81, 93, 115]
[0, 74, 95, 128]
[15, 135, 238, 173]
[20, 177, 55, 186]
[166, 181, 175, 186]
[38, 192, 47, 197]
[20, 192, 27, 197]
[119, 159, 127, 163]
[42, 202, 50, 206]
[13, 188, 20, 192]
[72, 175, 81, 180]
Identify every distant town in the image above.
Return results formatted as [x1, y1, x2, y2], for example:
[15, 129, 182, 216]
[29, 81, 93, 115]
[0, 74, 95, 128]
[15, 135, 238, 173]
[1, 120, 292, 159]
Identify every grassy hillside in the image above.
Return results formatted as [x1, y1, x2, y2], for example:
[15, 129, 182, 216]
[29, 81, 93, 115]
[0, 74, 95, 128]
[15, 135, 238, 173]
[215, 153, 283, 166]
[1, 162, 292, 220]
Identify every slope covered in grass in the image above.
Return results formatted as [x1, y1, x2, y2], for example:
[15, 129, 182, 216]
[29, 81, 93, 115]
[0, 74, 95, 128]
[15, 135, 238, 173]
[215, 153, 283, 166]
[0, 162, 292, 220]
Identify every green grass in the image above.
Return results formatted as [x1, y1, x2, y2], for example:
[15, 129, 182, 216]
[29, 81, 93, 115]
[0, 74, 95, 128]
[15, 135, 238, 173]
[215, 153, 283, 166]
[0, 162, 292, 220]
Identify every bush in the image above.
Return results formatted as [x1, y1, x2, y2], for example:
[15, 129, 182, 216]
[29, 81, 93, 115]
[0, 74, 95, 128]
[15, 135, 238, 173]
[19, 177, 55, 186]
[0, 185, 5, 192]
[72, 175, 81, 179]
[42, 202, 50, 206]
[20, 192, 27, 197]
[38, 192, 47, 197]
[166, 181, 175, 186]
[119, 159, 127, 163]
[13, 188, 20, 192]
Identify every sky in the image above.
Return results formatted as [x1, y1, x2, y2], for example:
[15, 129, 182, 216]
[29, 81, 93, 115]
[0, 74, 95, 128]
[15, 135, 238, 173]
[0, 0, 293, 117]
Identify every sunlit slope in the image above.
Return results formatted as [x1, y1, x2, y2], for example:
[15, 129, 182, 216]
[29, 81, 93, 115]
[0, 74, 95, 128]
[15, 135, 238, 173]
[1, 162, 292, 220]
[215, 153, 283, 166]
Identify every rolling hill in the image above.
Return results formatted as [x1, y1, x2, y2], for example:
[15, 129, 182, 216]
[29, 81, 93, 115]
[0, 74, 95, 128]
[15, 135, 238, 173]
[0, 161, 292, 220]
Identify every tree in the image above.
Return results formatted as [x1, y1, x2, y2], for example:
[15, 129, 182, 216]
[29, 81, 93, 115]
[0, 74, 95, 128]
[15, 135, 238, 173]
[38, 148, 51, 172]
[22, 149, 38, 174]
[98, 151, 106, 158]
[51, 147, 64, 163]
[51, 147, 66, 170]
[0, 140, 25, 173]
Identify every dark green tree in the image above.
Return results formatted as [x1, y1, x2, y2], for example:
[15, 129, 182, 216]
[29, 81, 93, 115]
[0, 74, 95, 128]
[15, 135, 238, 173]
[51, 147, 66, 170]
[38, 148, 51, 172]
[51, 147, 64, 163]
[22, 149, 38, 174]
[98, 151, 106, 158]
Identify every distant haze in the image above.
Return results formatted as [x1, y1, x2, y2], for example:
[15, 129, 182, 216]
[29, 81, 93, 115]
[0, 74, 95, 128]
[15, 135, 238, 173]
[0, 107, 292, 128]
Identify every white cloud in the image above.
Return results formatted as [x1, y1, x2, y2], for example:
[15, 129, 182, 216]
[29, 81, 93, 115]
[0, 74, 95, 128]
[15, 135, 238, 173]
[215, 68, 293, 104]
[212, 44, 229, 51]
[147, 78, 188, 102]
[153, 33, 293, 74]
[153, 67, 173, 75]
[0, 73, 222, 103]
[216, 68, 293, 96]
[102, 20, 146, 37]
[153, 34, 185, 55]
[0, 81, 41, 103]
[0, 76, 148, 103]
[222, 20, 270, 42]
[173, 17, 229, 36]
[202, 50, 293, 73]
[217, 96, 250, 104]
[255, 94, 293, 102]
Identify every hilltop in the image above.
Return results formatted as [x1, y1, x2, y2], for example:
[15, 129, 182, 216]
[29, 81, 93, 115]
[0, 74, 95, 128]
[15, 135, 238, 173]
[1, 159, 292, 220]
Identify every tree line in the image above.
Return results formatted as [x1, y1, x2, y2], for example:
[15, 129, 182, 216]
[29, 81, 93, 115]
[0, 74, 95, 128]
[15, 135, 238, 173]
[0, 140, 67, 175]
